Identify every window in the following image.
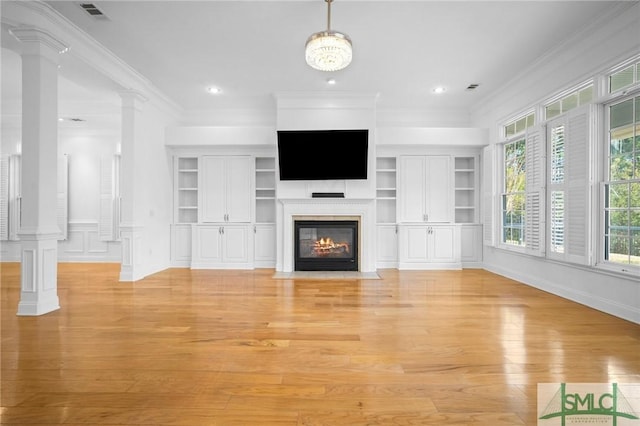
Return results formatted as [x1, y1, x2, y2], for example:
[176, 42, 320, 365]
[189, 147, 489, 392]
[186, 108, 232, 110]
[502, 139, 526, 246]
[609, 60, 640, 93]
[604, 94, 640, 268]
[545, 84, 593, 120]
[500, 112, 544, 254]
[505, 112, 535, 138]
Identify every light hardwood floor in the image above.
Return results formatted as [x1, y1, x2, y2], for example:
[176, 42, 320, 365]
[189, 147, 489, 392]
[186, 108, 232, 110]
[1, 263, 639, 425]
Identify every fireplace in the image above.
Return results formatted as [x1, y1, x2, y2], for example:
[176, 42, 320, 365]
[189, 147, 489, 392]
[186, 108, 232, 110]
[294, 220, 358, 271]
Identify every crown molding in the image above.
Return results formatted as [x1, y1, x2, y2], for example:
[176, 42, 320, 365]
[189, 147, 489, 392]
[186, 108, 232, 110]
[1, 1, 182, 119]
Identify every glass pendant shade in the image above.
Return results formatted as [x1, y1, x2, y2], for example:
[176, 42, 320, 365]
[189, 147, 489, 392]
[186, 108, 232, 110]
[305, 30, 352, 72]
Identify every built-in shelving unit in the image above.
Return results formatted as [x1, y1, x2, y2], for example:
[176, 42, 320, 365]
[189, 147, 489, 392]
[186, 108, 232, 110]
[454, 156, 478, 224]
[376, 157, 397, 224]
[255, 157, 276, 224]
[175, 157, 198, 224]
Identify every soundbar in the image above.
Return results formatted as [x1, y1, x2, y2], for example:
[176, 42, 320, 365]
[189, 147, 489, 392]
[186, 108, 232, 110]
[312, 192, 345, 198]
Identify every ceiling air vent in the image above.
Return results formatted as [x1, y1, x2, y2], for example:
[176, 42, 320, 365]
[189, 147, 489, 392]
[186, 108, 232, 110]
[466, 83, 480, 91]
[79, 3, 108, 19]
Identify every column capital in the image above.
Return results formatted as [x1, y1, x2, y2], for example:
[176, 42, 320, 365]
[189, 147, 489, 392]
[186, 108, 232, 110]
[9, 27, 68, 61]
[119, 89, 148, 110]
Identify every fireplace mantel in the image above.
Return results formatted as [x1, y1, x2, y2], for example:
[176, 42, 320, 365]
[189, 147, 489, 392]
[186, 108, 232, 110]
[278, 198, 376, 273]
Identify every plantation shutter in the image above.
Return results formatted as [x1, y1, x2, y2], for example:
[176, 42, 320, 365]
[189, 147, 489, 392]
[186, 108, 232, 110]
[525, 125, 545, 256]
[482, 145, 495, 246]
[99, 156, 115, 241]
[57, 155, 69, 240]
[565, 106, 591, 265]
[0, 157, 8, 241]
[548, 122, 565, 258]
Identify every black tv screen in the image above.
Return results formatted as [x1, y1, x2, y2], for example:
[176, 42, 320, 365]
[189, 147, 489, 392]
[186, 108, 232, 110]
[277, 129, 369, 181]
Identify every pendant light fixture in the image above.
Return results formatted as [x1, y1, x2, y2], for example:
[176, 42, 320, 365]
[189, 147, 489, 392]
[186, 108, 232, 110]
[305, 0, 352, 72]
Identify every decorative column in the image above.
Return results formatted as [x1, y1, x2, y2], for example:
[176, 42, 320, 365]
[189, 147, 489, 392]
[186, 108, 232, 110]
[118, 90, 147, 282]
[9, 28, 68, 316]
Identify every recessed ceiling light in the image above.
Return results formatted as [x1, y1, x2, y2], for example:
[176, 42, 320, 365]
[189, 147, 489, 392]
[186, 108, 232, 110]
[327, 78, 336, 85]
[433, 86, 446, 94]
[207, 87, 221, 94]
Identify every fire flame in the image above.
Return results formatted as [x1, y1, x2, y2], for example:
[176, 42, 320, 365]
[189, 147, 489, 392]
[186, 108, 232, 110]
[313, 237, 350, 255]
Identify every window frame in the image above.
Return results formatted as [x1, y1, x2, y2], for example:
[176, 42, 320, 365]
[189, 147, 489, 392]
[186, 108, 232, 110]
[500, 136, 527, 251]
[489, 54, 640, 278]
[544, 80, 594, 121]
[598, 90, 640, 275]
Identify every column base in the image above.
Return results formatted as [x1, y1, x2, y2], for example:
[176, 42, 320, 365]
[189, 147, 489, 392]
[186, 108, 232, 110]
[119, 224, 145, 282]
[17, 233, 60, 316]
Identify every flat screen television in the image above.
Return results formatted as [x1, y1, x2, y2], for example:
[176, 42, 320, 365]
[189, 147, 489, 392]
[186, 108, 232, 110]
[277, 129, 369, 181]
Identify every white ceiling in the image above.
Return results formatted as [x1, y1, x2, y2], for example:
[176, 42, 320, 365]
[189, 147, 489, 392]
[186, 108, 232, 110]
[3, 1, 625, 117]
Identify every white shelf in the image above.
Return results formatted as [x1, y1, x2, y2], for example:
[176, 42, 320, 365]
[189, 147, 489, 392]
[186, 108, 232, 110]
[175, 157, 198, 224]
[255, 157, 276, 224]
[376, 157, 397, 224]
[454, 156, 478, 224]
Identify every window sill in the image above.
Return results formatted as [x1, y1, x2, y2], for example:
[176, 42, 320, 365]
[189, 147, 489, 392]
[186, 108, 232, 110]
[489, 245, 640, 282]
[595, 262, 640, 281]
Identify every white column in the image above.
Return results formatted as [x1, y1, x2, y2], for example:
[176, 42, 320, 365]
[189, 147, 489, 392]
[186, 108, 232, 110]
[118, 90, 147, 282]
[9, 28, 68, 316]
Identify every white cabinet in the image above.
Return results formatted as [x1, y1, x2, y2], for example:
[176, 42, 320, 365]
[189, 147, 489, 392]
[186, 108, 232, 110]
[200, 156, 252, 223]
[254, 223, 276, 267]
[376, 157, 398, 268]
[191, 224, 252, 269]
[170, 224, 192, 266]
[399, 156, 452, 223]
[461, 224, 483, 266]
[398, 224, 461, 269]
[254, 157, 276, 267]
[376, 224, 398, 268]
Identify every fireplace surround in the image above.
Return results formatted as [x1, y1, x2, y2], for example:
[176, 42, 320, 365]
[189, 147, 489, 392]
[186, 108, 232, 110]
[278, 198, 375, 273]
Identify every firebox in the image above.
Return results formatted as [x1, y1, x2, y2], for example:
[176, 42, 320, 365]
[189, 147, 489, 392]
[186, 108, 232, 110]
[294, 220, 358, 271]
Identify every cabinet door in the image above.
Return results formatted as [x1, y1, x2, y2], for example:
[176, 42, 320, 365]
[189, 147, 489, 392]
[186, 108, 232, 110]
[200, 156, 226, 223]
[254, 224, 276, 264]
[376, 224, 398, 266]
[400, 225, 429, 262]
[428, 226, 456, 263]
[194, 225, 223, 262]
[461, 224, 482, 263]
[170, 224, 192, 263]
[222, 225, 250, 264]
[226, 157, 252, 223]
[399, 156, 426, 222]
[425, 156, 452, 223]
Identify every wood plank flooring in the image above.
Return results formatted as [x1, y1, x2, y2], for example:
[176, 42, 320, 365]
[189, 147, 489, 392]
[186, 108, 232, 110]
[1, 263, 639, 425]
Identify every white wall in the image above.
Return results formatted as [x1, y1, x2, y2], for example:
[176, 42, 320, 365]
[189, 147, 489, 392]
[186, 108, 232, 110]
[471, 2, 640, 324]
[1, 111, 122, 262]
